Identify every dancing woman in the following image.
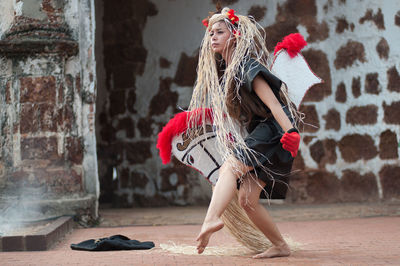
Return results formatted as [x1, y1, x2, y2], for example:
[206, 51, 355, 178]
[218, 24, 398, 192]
[188, 7, 301, 258]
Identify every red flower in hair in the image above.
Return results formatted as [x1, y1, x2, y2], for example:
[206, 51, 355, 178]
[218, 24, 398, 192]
[227, 9, 239, 24]
[232, 29, 241, 36]
[202, 18, 209, 28]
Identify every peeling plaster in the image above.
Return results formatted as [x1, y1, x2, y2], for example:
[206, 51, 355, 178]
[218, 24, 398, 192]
[0, 0, 14, 38]
[0, 58, 12, 77]
[64, 0, 79, 40]
[14, 0, 23, 16]
[17, 57, 62, 76]
[65, 56, 80, 76]
[22, 0, 47, 20]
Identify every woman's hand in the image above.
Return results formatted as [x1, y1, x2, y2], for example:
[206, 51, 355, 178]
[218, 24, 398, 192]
[280, 128, 300, 157]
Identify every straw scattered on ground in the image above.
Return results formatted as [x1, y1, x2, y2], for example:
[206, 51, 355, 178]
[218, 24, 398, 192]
[159, 236, 301, 256]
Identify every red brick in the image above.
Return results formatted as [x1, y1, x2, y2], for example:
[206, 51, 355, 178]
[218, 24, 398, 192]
[109, 90, 126, 116]
[21, 137, 59, 160]
[130, 171, 149, 188]
[334, 41, 366, 69]
[310, 139, 337, 167]
[66, 137, 83, 164]
[119, 167, 130, 188]
[64, 74, 73, 92]
[306, 21, 329, 43]
[149, 77, 178, 116]
[159, 57, 171, 68]
[46, 168, 83, 193]
[310, 140, 324, 165]
[376, 38, 389, 60]
[379, 164, 400, 199]
[351, 76, 361, 98]
[265, 21, 298, 52]
[125, 141, 152, 164]
[346, 105, 378, 125]
[75, 74, 81, 93]
[116, 117, 135, 138]
[138, 117, 154, 137]
[55, 107, 64, 129]
[299, 104, 320, 133]
[365, 73, 381, 94]
[20, 76, 56, 103]
[10, 170, 26, 182]
[5, 80, 11, 103]
[174, 52, 198, 87]
[292, 151, 305, 170]
[248, 5, 267, 21]
[133, 193, 170, 207]
[39, 103, 58, 132]
[63, 104, 75, 131]
[338, 134, 378, 162]
[379, 130, 398, 159]
[306, 169, 340, 203]
[58, 83, 64, 103]
[383, 101, 400, 124]
[303, 136, 316, 145]
[302, 49, 331, 101]
[323, 108, 341, 131]
[99, 124, 116, 142]
[20, 103, 40, 134]
[336, 17, 350, 33]
[340, 170, 378, 202]
[111, 66, 136, 90]
[396, 11, 400, 26]
[359, 8, 385, 30]
[126, 89, 136, 114]
[335, 82, 346, 103]
[387, 66, 400, 92]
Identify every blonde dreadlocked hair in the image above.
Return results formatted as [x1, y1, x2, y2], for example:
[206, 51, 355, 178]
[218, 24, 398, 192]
[188, 7, 300, 179]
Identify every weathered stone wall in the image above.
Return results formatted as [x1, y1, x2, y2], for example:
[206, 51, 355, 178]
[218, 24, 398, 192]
[0, 0, 98, 220]
[96, 0, 400, 206]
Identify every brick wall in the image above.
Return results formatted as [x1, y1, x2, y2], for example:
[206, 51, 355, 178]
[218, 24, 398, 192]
[96, 0, 400, 206]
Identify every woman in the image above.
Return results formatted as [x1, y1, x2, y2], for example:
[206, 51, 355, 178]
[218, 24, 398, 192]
[189, 7, 301, 258]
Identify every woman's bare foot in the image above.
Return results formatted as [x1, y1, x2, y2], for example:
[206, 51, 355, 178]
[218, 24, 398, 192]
[196, 218, 224, 254]
[252, 243, 291, 259]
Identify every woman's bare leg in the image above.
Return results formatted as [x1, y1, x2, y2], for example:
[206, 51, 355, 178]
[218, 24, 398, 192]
[238, 175, 290, 258]
[196, 158, 251, 254]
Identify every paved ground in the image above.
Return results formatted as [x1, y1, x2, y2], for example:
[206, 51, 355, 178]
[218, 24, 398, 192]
[1, 202, 400, 265]
[98, 201, 400, 226]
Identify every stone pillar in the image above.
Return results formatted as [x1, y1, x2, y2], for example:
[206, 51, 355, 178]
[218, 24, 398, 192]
[0, 0, 98, 223]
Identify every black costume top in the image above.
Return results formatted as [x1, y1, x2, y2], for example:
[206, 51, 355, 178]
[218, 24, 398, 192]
[235, 58, 294, 199]
[242, 58, 283, 106]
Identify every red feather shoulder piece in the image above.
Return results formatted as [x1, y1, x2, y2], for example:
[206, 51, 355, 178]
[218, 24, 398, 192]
[274, 33, 307, 58]
[156, 108, 213, 164]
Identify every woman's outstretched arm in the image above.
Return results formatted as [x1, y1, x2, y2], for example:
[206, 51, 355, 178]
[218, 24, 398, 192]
[252, 75, 293, 131]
